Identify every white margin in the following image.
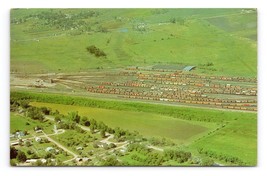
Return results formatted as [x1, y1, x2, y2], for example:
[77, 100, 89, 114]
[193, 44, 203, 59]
[1, 1, 266, 176]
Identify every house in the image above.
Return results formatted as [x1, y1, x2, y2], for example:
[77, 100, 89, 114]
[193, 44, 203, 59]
[26, 159, 47, 164]
[95, 142, 108, 148]
[34, 126, 42, 131]
[75, 158, 83, 162]
[11, 141, 19, 146]
[120, 147, 127, 153]
[45, 147, 54, 152]
[35, 130, 42, 133]
[183, 66, 196, 72]
[35, 137, 42, 142]
[76, 147, 83, 150]
[15, 131, 25, 138]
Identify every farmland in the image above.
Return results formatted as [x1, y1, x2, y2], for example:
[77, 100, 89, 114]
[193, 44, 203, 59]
[30, 101, 214, 143]
[10, 8, 257, 166]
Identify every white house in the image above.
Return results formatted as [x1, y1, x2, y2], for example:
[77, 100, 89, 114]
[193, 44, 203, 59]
[35, 137, 42, 142]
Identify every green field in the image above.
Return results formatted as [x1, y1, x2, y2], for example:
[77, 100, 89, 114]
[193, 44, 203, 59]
[190, 117, 257, 165]
[10, 113, 54, 134]
[31, 102, 214, 143]
[10, 114, 38, 133]
[10, 8, 257, 77]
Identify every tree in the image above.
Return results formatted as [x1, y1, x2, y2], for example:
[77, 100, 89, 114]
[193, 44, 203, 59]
[10, 147, 18, 159]
[84, 120, 90, 127]
[44, 153, 54, 159]
[86, 45, 107, 58]
[100, 130, 106, 138]
[17, 151, 27, 162]
[26, 107, 44, 121]
[43, 138, 50, 143]
[69, 111, 80, 123]
[35, 160, 44, 166]
[10, 159, 17, 166]
[102, 156, 120, 166]
[170, 17, 176, 23]
[25, 141, 31, 147]
[93, 142, 99, 148]
[81, 116, 88, 125]
[19, 100, 30, 109]
[109, 143, 116, 148]
[201, 157, 214, 166]
[40, 107, 51, 115]
[27, 150, 33, 155]
[54, 115, 61, 122]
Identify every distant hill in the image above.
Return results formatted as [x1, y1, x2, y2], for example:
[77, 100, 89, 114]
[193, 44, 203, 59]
[10, 8, 257, 77]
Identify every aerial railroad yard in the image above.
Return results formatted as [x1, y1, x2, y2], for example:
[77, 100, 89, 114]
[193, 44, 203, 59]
[10, 8, 257, 166]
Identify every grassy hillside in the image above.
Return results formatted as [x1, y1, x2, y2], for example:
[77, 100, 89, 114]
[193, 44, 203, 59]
[10, 8, 257, 77]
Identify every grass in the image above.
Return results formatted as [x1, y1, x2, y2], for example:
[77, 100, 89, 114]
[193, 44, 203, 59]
[189, 117, 257, 166]
[11, 91, 257, 165]
[12, 91, 253, 123]
[10, 8, 257, 77]
[10, 113, 54, 135]
[17, 140, 73, 162]
[31, 102, 214, 144]
[10, 113, 38, 133]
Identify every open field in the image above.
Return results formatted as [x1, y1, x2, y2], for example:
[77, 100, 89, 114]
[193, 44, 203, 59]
[31, 101, 214, 143]
[10, 113, 54, 135]
[11, 8, 256, 77]
[190, 117, 257, 165]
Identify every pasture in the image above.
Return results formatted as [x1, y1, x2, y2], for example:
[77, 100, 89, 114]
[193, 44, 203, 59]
[10, 113, 54, 134]
[190, 117, 257, 165]
[31, 102, 214, 143]
[11, 9, 257, 77]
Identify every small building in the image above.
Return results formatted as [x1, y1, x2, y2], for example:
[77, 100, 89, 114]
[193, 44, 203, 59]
[15, 131, 25, 138]
[76, 147, 83, 150]
[35, 130, 42, 133]
[34, 126, 42, 131]
[35, 137, 42, 142]
[11, 141, 19, 146]
[120, 147, 127, 153]
[45, 147, 54, 152]
[26, 159, 47, 164]
[183, 66, 196, 72]
[95, 142, 108, 148]
[75, 158, 83, 162]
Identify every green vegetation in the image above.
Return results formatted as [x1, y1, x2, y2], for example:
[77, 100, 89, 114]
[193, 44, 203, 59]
[10, 8, 256, 77]
[12, 91, 251, 123]
[191, 117, 257, 165]
[31, 101, 212, 143]
[10, 8, 257, 166]
[11, 91, 257, 165]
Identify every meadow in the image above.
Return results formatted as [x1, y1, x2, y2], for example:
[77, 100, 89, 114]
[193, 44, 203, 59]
[190, 116, 257, 165]
[31, 102, 213, 143]
[10, 8, 257, 77]
[10, 113, 54, 134]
